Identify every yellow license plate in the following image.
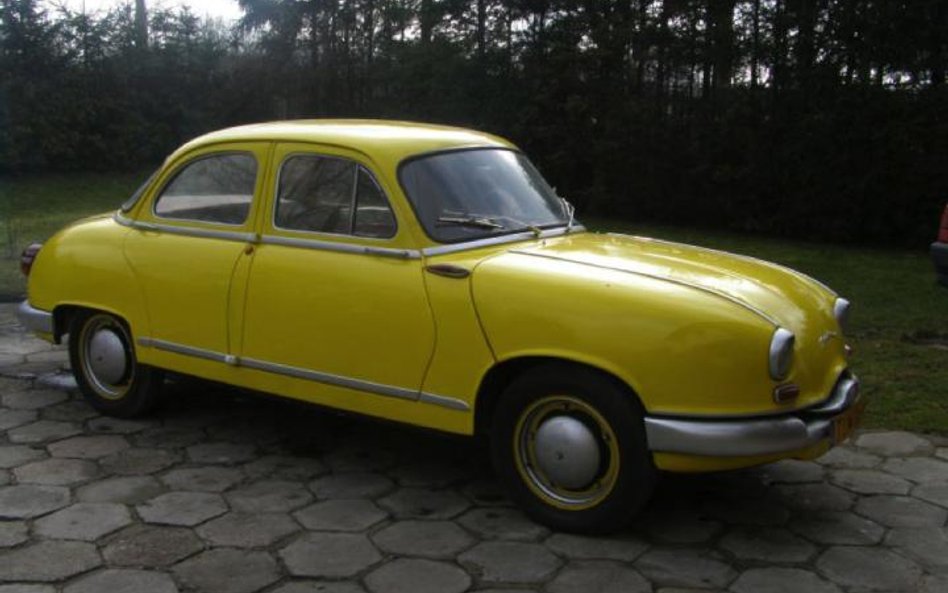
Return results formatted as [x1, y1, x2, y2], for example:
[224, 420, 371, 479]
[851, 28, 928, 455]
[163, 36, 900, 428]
[833, 399, 866, 444]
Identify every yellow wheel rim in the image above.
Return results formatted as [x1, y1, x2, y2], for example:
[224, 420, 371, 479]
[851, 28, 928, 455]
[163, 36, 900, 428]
[512, 395, 620, 511]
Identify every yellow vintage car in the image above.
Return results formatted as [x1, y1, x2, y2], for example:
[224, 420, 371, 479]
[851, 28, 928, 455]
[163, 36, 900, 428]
[18, 120, 863, 533]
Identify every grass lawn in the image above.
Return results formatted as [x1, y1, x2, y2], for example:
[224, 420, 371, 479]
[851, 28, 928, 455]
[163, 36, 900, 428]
[1, 173, 945, 434]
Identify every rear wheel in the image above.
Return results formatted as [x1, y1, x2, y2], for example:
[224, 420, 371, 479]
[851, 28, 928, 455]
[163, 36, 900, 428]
[490, 364, 656, 534]
[68, 311, 163, 417]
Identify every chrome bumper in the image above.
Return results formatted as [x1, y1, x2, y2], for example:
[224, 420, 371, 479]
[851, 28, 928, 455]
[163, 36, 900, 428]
[16, 300, 54, 335]
[644, 375, 861, 457]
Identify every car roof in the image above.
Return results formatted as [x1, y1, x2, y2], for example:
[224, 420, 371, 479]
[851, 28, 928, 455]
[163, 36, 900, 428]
[170, 119, 517, 164]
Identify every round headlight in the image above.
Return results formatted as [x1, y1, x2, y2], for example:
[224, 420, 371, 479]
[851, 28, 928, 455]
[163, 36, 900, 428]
[833, 298, 850, 333]
[769, 328, 795, 381]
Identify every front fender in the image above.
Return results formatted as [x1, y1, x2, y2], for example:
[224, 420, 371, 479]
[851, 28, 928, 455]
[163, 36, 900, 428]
[471, 252, 779, 416]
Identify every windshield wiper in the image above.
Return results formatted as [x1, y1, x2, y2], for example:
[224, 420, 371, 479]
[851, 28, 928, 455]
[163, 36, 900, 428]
[505, 218, 544, 238]
[436, 215, 505, 230]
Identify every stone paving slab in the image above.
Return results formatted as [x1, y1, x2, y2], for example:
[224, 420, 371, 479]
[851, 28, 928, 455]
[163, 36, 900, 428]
[1, 303, 947, 592]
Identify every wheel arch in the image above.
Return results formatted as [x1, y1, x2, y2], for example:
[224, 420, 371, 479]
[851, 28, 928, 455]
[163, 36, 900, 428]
[52, 303, 135, 344]
[473, 355, 646, 436]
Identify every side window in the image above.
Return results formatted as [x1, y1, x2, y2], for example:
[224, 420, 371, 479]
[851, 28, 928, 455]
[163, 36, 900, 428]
[121, 169, 158, 213]
[154, 153, 257, 225]
[275, 154, 396, 238]
[276, 156, 354, 234]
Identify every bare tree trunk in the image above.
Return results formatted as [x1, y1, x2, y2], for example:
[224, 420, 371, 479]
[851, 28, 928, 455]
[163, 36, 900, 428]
[751, 0, 760, 88]
[710, 0, 736, 92]
[361, 0, 375, 109]
[656, 0, 671, 103]
[420, 0, 434, 45]
[344, 1, 353, 107]
[772, 0, 787, 102]
[365, 0, 375, 66]
[476, 0, 486, 60]
[134, 0, 148, 50]
[794, 0, 818, 88]
[632, 0, 648, 92]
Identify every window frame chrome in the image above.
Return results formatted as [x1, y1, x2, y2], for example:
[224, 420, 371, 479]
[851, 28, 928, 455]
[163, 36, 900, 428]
[114, 212, 257, 243]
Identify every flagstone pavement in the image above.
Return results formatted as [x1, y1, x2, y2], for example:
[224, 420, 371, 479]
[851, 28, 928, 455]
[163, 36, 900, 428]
[0, 303, 946, 593]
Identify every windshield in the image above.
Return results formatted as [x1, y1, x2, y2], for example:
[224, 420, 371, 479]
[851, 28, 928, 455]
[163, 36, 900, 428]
[399, 148, 570, 243]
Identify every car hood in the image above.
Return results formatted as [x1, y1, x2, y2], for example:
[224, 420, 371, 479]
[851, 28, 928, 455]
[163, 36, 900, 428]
[499, 232, 835, 331]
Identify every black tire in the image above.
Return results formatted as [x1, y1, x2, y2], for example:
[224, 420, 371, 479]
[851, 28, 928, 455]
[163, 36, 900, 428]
[68, 310, 163, 418]
[490, 363, 656, 534]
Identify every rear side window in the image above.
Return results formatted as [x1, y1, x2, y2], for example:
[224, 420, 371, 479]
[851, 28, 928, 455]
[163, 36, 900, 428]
[154, 153, 257, 225]
[121, 169, 157, 213]
[275, 154, 396, 239]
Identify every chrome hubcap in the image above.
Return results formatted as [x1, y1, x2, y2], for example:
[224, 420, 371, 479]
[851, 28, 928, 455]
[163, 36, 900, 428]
[534, 416, 601, 489]
[514, 396, 620, 509]
[88, 328, 127, 385]
[79, 314, 133, 400]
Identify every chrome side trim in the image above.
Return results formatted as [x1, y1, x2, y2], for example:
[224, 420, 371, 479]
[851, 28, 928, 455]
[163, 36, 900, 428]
[419, 392, 471, 411]
[644, 415, 833, 457]
[113, 213, 256, 243]
[260, 235, 420, 260]
[113, 212, 134, 228]
[137, 337, 230, 363]
[421, 226, 585, 257]
[511, 249, 780, 327]
[239, 356, 418, 401]
[16, 300, 54, 334]
[136, 337, 469, 411]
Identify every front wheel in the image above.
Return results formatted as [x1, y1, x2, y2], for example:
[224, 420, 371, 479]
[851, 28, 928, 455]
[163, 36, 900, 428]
[68, 311, 163, 418]
[490, 364, 656, 534]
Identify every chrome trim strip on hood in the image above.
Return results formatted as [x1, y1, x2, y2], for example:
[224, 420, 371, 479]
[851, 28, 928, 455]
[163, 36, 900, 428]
[508, 249, 780, 327]
[609, 233, 838, 298]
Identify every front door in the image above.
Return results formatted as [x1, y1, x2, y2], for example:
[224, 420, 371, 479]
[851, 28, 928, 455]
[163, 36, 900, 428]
[239, 144, 435, 404]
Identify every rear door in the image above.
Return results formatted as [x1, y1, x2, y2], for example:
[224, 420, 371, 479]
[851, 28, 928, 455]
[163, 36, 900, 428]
[124, 143, 269, 357]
